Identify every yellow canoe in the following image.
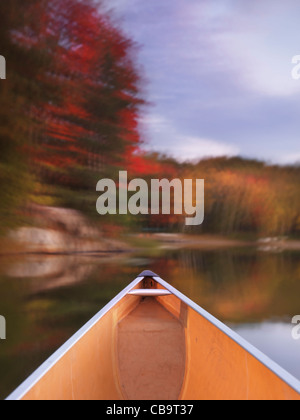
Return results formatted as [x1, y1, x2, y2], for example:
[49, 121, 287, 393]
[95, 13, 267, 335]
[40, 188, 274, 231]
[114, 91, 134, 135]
[7, 271, 300, 400]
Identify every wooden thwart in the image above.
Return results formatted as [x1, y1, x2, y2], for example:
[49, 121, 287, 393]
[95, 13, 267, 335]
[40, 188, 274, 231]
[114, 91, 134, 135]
[128, 289, 172, 297]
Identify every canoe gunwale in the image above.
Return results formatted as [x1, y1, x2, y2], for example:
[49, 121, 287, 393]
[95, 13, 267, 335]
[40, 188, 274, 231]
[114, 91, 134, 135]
[6, 273, 300, 400]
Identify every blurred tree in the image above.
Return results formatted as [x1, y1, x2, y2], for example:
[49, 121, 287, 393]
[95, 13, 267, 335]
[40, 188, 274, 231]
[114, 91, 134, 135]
[181, 157, 300, 237]
[0, 0, 53, 230]
[0, 0, 145, 229]
[29, 0, 144, 215]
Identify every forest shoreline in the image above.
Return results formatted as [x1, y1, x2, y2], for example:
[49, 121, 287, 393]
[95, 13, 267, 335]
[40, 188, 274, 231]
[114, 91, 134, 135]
[1, 231, 300, 258]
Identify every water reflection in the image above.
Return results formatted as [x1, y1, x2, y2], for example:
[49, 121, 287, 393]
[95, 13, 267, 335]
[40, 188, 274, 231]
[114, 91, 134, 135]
[5, 255, 97, 292]
[230, 322, 300, 381]
[0, 247, 300, 399]
[150, 248, 300, 323]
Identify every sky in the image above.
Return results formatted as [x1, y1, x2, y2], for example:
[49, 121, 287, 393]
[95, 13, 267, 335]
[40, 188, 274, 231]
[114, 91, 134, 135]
[106, 0, 300, 164]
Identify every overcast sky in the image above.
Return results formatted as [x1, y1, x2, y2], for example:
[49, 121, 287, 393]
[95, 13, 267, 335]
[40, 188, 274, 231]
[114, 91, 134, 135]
[107, 0, 300, 164]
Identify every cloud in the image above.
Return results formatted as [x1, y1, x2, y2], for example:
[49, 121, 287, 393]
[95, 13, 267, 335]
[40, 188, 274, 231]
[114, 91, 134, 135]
[139, 113, 239, 162]
[166, 0, 300, 98]
[206, 1, 300, 97]
[275, 152, 300, 165]
[214, 32, 300, 98]
[109, 0, 300, 164]
[166, 136, 240, 162]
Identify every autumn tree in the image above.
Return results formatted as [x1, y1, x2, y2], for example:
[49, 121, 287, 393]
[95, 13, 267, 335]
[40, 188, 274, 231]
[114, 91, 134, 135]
[0, 0, 145, 229]
[30, 0, 144, 214]
[0, 0, 53, 229]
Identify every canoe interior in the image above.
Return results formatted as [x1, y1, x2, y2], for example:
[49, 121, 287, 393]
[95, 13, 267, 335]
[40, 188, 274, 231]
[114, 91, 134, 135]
[13, 276, 300, 400]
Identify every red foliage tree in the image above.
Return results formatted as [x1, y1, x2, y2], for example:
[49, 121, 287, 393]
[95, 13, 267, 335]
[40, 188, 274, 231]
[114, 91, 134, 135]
[16, 0, 145, 196]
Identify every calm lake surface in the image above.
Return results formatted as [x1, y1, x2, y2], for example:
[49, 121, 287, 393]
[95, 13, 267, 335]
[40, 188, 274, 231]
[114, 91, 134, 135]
[0, 245, 300, 399]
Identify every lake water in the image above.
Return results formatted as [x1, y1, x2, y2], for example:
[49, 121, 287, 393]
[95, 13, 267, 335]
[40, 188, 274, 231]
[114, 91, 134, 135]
[0, 245, 300, 399]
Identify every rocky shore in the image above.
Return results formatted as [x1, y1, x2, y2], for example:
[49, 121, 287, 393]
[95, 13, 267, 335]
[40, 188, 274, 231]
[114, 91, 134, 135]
[3, 205, 300, 256]
[7, 205, 130, 255]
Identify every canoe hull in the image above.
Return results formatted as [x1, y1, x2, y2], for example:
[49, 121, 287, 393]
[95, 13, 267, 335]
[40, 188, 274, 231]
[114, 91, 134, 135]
[6, 272, 300, 400]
